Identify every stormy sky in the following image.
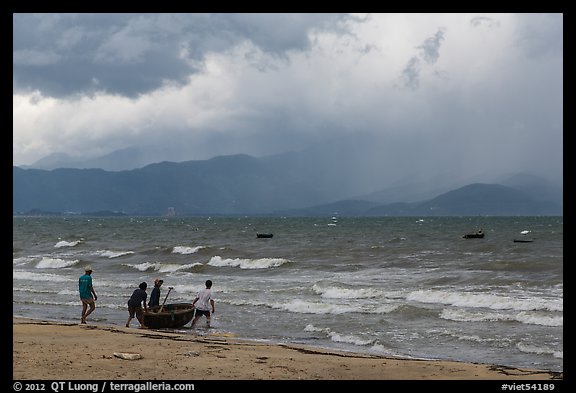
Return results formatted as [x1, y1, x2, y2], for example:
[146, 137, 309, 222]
[13, 13, 563, 188]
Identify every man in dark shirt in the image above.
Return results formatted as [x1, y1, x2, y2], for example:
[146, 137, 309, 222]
[126, 282, 148, 328]
[148, 279, 163, 308]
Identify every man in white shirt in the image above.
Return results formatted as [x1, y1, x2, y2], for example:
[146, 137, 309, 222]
[190, 280, 215, 328]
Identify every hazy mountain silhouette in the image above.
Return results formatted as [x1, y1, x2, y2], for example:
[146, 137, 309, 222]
[26, 147, 154, 171]
[13, 152, 562, 216]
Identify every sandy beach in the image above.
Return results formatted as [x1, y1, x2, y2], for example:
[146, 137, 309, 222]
[12, 317, 562, 382]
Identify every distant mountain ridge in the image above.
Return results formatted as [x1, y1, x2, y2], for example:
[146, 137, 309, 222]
[13, 153, 562, 216]
[277, 183, 561, 217]
[25, 147, 156, 171]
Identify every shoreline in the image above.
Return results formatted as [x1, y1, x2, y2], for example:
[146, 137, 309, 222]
[12, 317, 562, 381]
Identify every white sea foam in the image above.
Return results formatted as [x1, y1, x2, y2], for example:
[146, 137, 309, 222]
[172, 246, 205, 254]
[516, 342, 563, 359]
[304, 324, 325, 333]
[368, 343, 408, 358]
[35, 257, 79, 269]
[514, 311, 563, 327]
[13, 287, 56, 294]
[328, 332, 373, 346]
[127, 262, 202, 272]
[457, 334, 508, 344]
[312, 284, 383, 299]
[408, 289, 563, 312]
[440, 308, 506, 322]
[22, 297, 127, 310]
[165, 284, 211, 297]
[58, 289, 81, 296]
[225, 298, 269, 307]
[54, 240, 82, 248]
[274, 299, 356, 314]
[13, 270, 73, 282]
[304, 324, 374, 346]
[440, 308, 563, 327]
[95, 250, 134, 258]
[13, 256, 35, 266]
[208, 256, 288, 269]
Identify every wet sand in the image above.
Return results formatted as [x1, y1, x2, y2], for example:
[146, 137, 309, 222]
[12, 317, 562, 382]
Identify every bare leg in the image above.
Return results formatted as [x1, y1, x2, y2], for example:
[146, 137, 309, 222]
[84, 303, 95, 321]
[81, 303, 88, 323]
[126, 317, 132, 328]
[190, 315, 201, 328]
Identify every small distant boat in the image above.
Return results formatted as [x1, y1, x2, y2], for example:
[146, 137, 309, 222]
[462, 231, 484, 239]
[513, 239, 534, 243]
[142, 303, 195, 329]
[256, 233, 273, 238]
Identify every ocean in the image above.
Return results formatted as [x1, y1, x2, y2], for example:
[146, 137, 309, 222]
[12, 216, 563, 373]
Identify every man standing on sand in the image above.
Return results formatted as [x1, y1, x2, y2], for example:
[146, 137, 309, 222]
[79, 265, 97, 324]
[190, 280, 215, 328]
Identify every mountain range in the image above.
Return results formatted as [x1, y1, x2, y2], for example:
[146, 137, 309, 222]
[13, 151, 562, 216]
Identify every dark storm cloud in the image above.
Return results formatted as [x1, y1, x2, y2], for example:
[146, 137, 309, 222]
[13, 14, 563, 191]
[13, 13, 350, 98]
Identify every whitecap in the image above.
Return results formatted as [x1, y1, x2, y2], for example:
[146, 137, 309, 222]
[328, 331, 374, 346]
[312, 284, 383, 299]
[13, 270, 73, 282]
[408, 289, 562, 312]
[54, 240, 82, 248]
[126, 262, 201, 272]
[172, 246, 205, 254]
[208, 256, 288, 269]
[96, 250, 135, 258]
[273, 299, 356, 314]
[36, 257, 79, 269]
[516, 342, 563, 358]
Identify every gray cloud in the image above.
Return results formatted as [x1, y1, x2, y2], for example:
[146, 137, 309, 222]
[400, 56, 422, 90]
[13, 49, 61, 66]
[13, 13, 563, 191]
[513, 13, 563, 58]
[13, 13, 350, 98]
[418, 28, 445, 64]
[399, 28, 445, 89]
[470, 16, 500, 28]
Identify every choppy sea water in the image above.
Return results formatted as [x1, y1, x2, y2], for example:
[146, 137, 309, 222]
[12, 216, 563, 372]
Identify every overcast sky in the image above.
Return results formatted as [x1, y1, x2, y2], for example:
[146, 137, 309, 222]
[13, 13, 563, 185]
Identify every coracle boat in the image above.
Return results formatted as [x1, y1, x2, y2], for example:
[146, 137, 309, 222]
[142, 303, 195, 329]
